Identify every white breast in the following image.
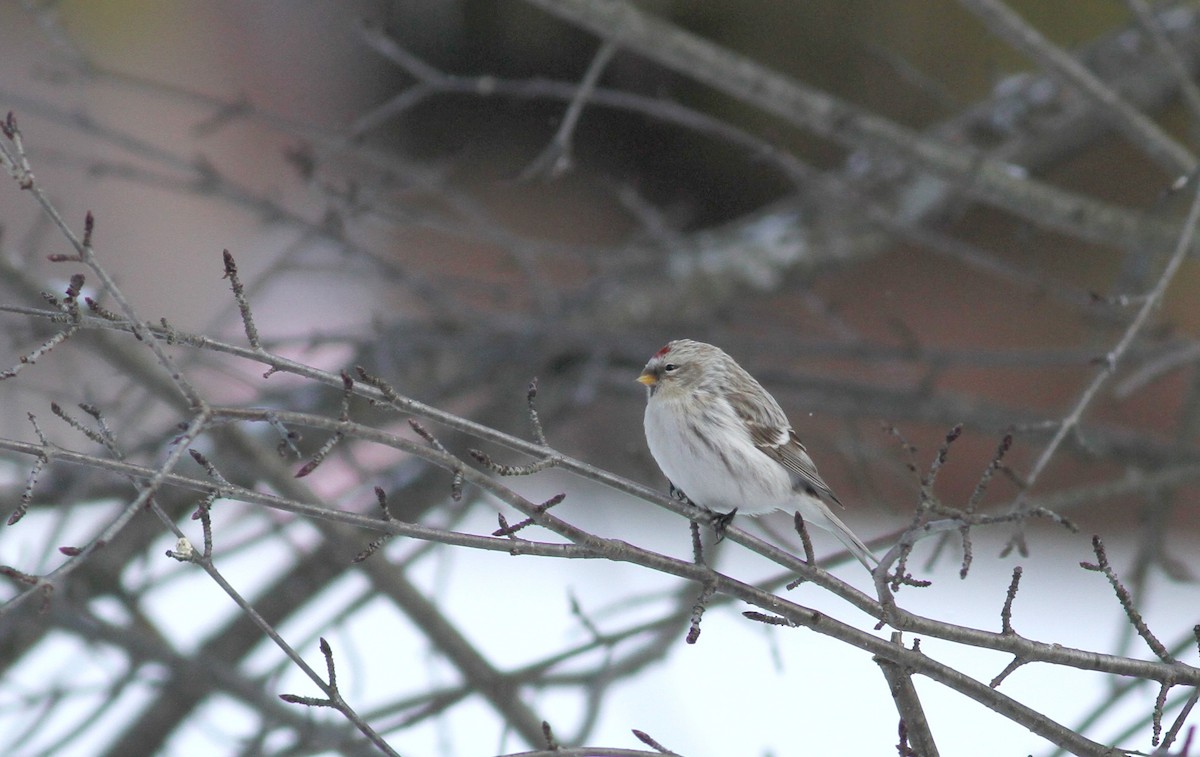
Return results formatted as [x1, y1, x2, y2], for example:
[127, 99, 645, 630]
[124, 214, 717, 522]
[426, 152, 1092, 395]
[643, 392, 794, 515]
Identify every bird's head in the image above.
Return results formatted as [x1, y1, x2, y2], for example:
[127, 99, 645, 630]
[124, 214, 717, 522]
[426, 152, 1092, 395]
[638, 339, 724, 398]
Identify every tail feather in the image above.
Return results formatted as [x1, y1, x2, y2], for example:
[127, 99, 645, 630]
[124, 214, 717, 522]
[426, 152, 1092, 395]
[800, 501, 878, 569]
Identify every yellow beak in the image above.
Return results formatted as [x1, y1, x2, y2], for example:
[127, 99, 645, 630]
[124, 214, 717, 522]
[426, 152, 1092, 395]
[637, 371, 657, 386]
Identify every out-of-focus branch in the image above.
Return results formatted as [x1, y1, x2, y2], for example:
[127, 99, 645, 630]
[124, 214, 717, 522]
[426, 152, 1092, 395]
[959, 0, 1194, 174]
[520, 0, 1193, 252]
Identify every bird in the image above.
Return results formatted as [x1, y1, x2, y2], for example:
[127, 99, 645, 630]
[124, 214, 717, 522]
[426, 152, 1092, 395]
[637, 339, 877, 569]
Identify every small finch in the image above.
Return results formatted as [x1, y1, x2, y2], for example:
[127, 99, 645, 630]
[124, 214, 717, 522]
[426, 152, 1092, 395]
[638, 339, 877, 568]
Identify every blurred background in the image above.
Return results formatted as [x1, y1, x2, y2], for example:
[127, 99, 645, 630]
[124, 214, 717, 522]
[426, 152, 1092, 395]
[1, 1, 1200, 755]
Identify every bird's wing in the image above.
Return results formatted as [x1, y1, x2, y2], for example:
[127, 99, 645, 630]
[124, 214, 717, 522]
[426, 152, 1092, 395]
[726, 385, 844, 507]
[746, 424, 844, 507]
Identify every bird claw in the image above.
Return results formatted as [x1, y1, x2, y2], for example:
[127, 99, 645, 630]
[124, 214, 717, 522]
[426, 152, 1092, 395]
[710, 508, 738, 542]
[668, 481, 693, 505]
[668, 482, 736, 541]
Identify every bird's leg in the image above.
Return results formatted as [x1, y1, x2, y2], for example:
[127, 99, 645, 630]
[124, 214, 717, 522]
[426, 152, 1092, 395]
[668, 481, 693, 505]
[709, 508, 738, 542]
[668, 482, 736, 542]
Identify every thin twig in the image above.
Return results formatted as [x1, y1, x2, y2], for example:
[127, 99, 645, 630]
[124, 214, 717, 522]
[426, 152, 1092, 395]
[1021, 174, 1200, 496]
[519, 39, 619, 180]
[279, 638, 400, 757]
[1081, 535, 1174, 664]
[1000, 566, 1022, 635]
[222, 249, 261, 350]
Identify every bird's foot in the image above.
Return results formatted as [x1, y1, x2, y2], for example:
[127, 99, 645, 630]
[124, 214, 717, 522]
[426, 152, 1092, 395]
[710, 508, 738, 542]
[668, 481, 694, 505]
[667, 482, 736, 540]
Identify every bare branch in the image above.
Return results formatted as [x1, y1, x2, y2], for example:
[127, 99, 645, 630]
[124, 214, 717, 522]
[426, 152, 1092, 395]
[876, 632, 940, 757]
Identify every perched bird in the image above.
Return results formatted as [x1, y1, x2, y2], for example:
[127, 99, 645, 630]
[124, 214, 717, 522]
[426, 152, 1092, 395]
[638, 339, 877, 568]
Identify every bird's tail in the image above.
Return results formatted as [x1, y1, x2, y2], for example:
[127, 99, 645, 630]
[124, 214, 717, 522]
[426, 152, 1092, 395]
[803, 502, 878, 569]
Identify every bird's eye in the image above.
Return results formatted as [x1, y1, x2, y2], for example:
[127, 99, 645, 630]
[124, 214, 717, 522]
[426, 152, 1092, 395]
[663, 363, 678, 372]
